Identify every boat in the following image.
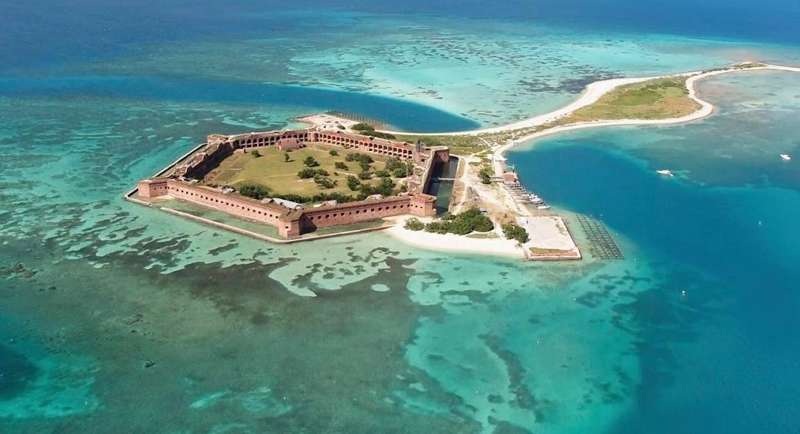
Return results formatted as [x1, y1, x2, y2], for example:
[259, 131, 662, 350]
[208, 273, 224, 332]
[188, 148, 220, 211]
[780, 154, 792, 161]
[656, 169, 674, 177]
[537, 205, 551, 210]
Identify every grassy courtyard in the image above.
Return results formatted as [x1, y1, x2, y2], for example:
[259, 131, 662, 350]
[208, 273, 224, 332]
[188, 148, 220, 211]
[202, 143, 399, 198]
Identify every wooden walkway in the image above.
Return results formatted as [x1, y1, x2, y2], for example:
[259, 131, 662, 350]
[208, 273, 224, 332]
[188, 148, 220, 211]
[575, 215, 624, 260]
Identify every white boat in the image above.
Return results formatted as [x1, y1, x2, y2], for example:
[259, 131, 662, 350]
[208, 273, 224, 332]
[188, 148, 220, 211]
[531, 198, 544, 204]
[780, 154, 792, 161]
[537, 205, 551, 210]
[656, 169, 674, 177]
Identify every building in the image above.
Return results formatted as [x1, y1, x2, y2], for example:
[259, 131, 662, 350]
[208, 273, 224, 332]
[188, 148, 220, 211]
[131, 127, 443, 239]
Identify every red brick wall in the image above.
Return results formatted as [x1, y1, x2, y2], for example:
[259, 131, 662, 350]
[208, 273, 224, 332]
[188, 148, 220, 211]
[166, 181, 286, 226]
[301, 197, 413, 230]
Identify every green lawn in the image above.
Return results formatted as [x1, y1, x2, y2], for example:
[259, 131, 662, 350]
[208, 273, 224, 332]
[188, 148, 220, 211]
[202, 143, 392, 196]
[559, 77, 700, 123]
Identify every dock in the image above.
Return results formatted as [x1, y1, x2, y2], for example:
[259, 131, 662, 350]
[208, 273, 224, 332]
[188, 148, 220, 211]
[575, 215, 624, 260]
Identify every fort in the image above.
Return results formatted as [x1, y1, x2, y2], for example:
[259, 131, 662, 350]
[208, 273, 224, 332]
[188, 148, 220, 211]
[128, 126, 450, 240]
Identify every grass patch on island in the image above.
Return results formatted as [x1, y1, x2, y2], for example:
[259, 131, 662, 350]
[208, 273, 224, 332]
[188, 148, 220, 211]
[560, 77, 700, 123]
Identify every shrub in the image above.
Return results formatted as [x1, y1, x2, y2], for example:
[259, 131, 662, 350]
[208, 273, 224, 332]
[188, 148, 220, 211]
[418, 208, 495, 236]
[250, 150, 261, 158]
[345, 153, 374, 164]
[297, 168, 317, 179]
[358, 171, 372, 180]
[304, 156, 319, 167]
[359, 160, 372, 172]
[298, 168, 329, 179]
[424, 222, 449, 234]
[479, 167, 493, 184]
[346, 175, 361, 191]
[385, 158, 403, 171]
[502, 223, 529, 244]
[335, 161, 349, 170]
[392, 166, 409, 178]
[238, 183, 269, 200]
[314, 175, 336, 189]
[283, 153, 291, 162]
[404, 218, 425, 231]
[329, 149, 339, 156]
[374, 170, 390, 178]
[352, 122, 375, 133]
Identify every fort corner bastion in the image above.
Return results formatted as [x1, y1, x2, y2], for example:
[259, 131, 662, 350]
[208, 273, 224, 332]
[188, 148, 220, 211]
[127, 127, 450, 240]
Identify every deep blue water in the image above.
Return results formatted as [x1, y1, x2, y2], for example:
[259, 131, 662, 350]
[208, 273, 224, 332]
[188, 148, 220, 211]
[509, 140, 800, 434]
[5, 0, 800, 71]
[0, 76, 478, 132]
[1, 1, 800, 432]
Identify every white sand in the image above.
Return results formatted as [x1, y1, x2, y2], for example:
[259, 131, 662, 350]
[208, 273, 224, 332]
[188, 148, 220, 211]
[384, 217, 524, 258]
[522, 216, 581, 260]
[301, 63, 800, 260]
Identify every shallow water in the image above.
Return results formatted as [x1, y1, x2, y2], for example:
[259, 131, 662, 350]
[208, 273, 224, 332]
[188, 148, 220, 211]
[2, 2, 800, 433]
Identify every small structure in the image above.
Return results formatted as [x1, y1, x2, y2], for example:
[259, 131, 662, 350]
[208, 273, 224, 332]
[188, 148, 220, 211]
[276, 138, 305, 151]
[503, 171, 519, 184]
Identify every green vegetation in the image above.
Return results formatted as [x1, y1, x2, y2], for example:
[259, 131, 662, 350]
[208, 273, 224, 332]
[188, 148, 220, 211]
[345, 152, 374, 164]
[204, 145, 398, 199]
[560, 77, 699, 123]
[423, 208, 494, 235]
[392, 134, 488, 156]
[351, 122, 397, 140]
[502, 223, 529, 244]
[283, 152, 291, 162]
[386, 158, 413, 178]
[313, 175, 336, 189]
[304, 156, 320, 167]
[238, 183, 269, 200]
[346, 175, 361, 191]
[329, 149, 339, 156]
[297, 168, 329, 179]
[404, 218, 425, 231]
[358, 171, 372, 180]
[479, 166, 493, 184]
[250, 150, 261, 158]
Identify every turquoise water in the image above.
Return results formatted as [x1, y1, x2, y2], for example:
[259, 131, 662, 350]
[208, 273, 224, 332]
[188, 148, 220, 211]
[2, 2, 800, 433]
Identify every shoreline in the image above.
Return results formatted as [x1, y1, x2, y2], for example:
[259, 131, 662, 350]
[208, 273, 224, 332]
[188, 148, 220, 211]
[379, 63, 800, 141]
[383, 216, 525, 259]
[494, 63, 800, 158]
[376, 62, 800, 259]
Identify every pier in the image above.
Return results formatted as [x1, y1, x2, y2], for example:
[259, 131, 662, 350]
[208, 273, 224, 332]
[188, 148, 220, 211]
[575, 215, 624, 260]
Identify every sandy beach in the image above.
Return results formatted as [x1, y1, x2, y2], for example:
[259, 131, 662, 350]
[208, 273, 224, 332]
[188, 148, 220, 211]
[384, 217, 524, 258]
[307, 62, 800, 260]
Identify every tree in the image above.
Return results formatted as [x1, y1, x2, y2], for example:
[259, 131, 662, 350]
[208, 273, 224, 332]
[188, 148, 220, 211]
[329, 149, 339, 156]
[297, 168, 317, 179]
[502, 223, 529, 244]
[479, 167, 493, 184]
[404, 218, 425, 231]
[250, 150, 261, 158]
[374, 169, 390, 178]
[283, 153, 291, 162]
[358, 171, 372, 180]
[314, 175, 336, 189]
[335, 161, 348, 170]
[238, 183, 269, 200]
[347, 175, 361, 191]
[304, 156, 319, 167]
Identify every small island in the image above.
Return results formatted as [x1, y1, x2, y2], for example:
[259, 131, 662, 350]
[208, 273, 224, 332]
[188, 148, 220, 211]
[126, 62, 799, 260]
